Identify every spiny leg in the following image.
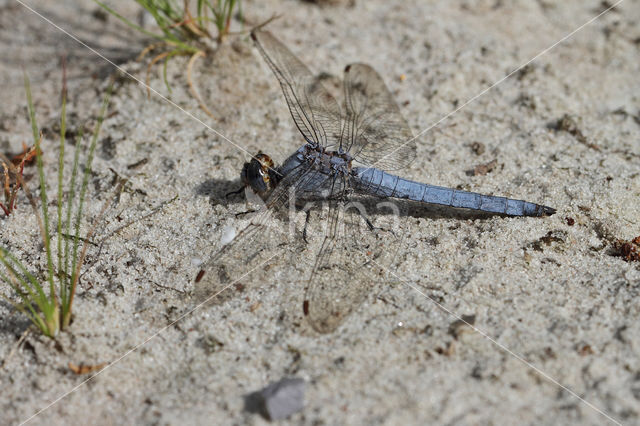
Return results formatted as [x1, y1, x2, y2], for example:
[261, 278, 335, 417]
[302, 208, 312, 244]
[225, 186, 245, 199]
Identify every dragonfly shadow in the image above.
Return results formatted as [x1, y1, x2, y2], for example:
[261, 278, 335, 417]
[195, 177, 511, 222]
[194, 178, 246, 207]
[335, 196, 515, 222]
[401, 199, 511, 221]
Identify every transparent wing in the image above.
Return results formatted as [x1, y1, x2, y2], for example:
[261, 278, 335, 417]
[343, 63, 416, 171]
[251, 30, 344, 149]
[192, 208, 283, 306]
[192, 164, 327, 306]
[303, 196, 399, 333]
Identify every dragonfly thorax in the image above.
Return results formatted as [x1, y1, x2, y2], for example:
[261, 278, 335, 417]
[302, 144, 353, 176]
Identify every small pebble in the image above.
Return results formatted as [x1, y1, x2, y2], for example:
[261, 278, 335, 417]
[246, 377, 305, 421]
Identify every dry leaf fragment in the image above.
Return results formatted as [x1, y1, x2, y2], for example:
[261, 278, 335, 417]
[68, 361, 107, 375]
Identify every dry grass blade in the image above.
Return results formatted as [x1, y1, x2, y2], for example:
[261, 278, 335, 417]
[187, 50, 215, 119]
[13, 137, 48, 249]
[137, 42, 165, 62]
[0, 146, 36, 216]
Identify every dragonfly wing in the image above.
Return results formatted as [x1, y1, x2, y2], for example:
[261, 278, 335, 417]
[193, 163, 325, 306]
[251, 30, 344, 149]
[304, 197, 397, 333]
[343, 63, 416, 171]
[193, 203, 285, 306]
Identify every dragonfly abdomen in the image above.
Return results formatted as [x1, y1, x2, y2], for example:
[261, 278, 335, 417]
[352, 167, 555, 217]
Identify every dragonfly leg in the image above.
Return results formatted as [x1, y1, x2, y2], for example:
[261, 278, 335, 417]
[302, 209, 312, 243]
[364, 216, 376, 231]
[235, 209, 257, 218]
[225, 185, 245, 199]
[355, 206, 397, 236]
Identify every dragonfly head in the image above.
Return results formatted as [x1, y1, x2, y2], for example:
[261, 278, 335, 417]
[241, 152, 277, 197]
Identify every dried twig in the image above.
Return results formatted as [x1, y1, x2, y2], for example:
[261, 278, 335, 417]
[186, 50, 216, 119]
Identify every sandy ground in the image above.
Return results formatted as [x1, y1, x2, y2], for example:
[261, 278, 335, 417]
[1, 0, 640, 424]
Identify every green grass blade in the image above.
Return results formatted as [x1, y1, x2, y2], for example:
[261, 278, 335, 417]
[1, 294, 47, 335]
[0, 247, 49, 310]
[0, 248, 57, 336]
[24, 74, 39, 145]
[70, 87, 111, 289]
[62, 130, 82, 316]
[197, 0, 205, 19]
[63, 131, 82, 288]
[25, 75, 57, 305]
[162, 49, 181, 92]
[225, 0, 235, 20]
[93, 0, 168, 42]
[65, 85, 113, 326]
[0, 290, 44, 332]
[0, 254, 42, 320]
[96, 0, 205, 53]
[57, 88, 67, 305]
[212, 0, 224, 34]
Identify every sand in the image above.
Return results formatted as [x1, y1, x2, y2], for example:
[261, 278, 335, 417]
[1, 0, 639, 424]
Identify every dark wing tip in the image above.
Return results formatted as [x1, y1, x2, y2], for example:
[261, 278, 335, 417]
[250, 30, 258, 41]
[344, 64, 351, 73]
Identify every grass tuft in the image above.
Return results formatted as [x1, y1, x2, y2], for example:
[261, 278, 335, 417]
[0, 73, 115, 338]
[96, 0, 242, 47]
[94, 1, 276, 118]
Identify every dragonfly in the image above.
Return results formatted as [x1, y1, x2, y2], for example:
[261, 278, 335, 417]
[193, 30, 555, 333]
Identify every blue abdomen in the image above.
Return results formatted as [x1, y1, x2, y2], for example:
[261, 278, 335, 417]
[352, 167, 555, 217]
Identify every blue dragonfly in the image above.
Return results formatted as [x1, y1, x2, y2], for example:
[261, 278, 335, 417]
[194, 30, 555, 333]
